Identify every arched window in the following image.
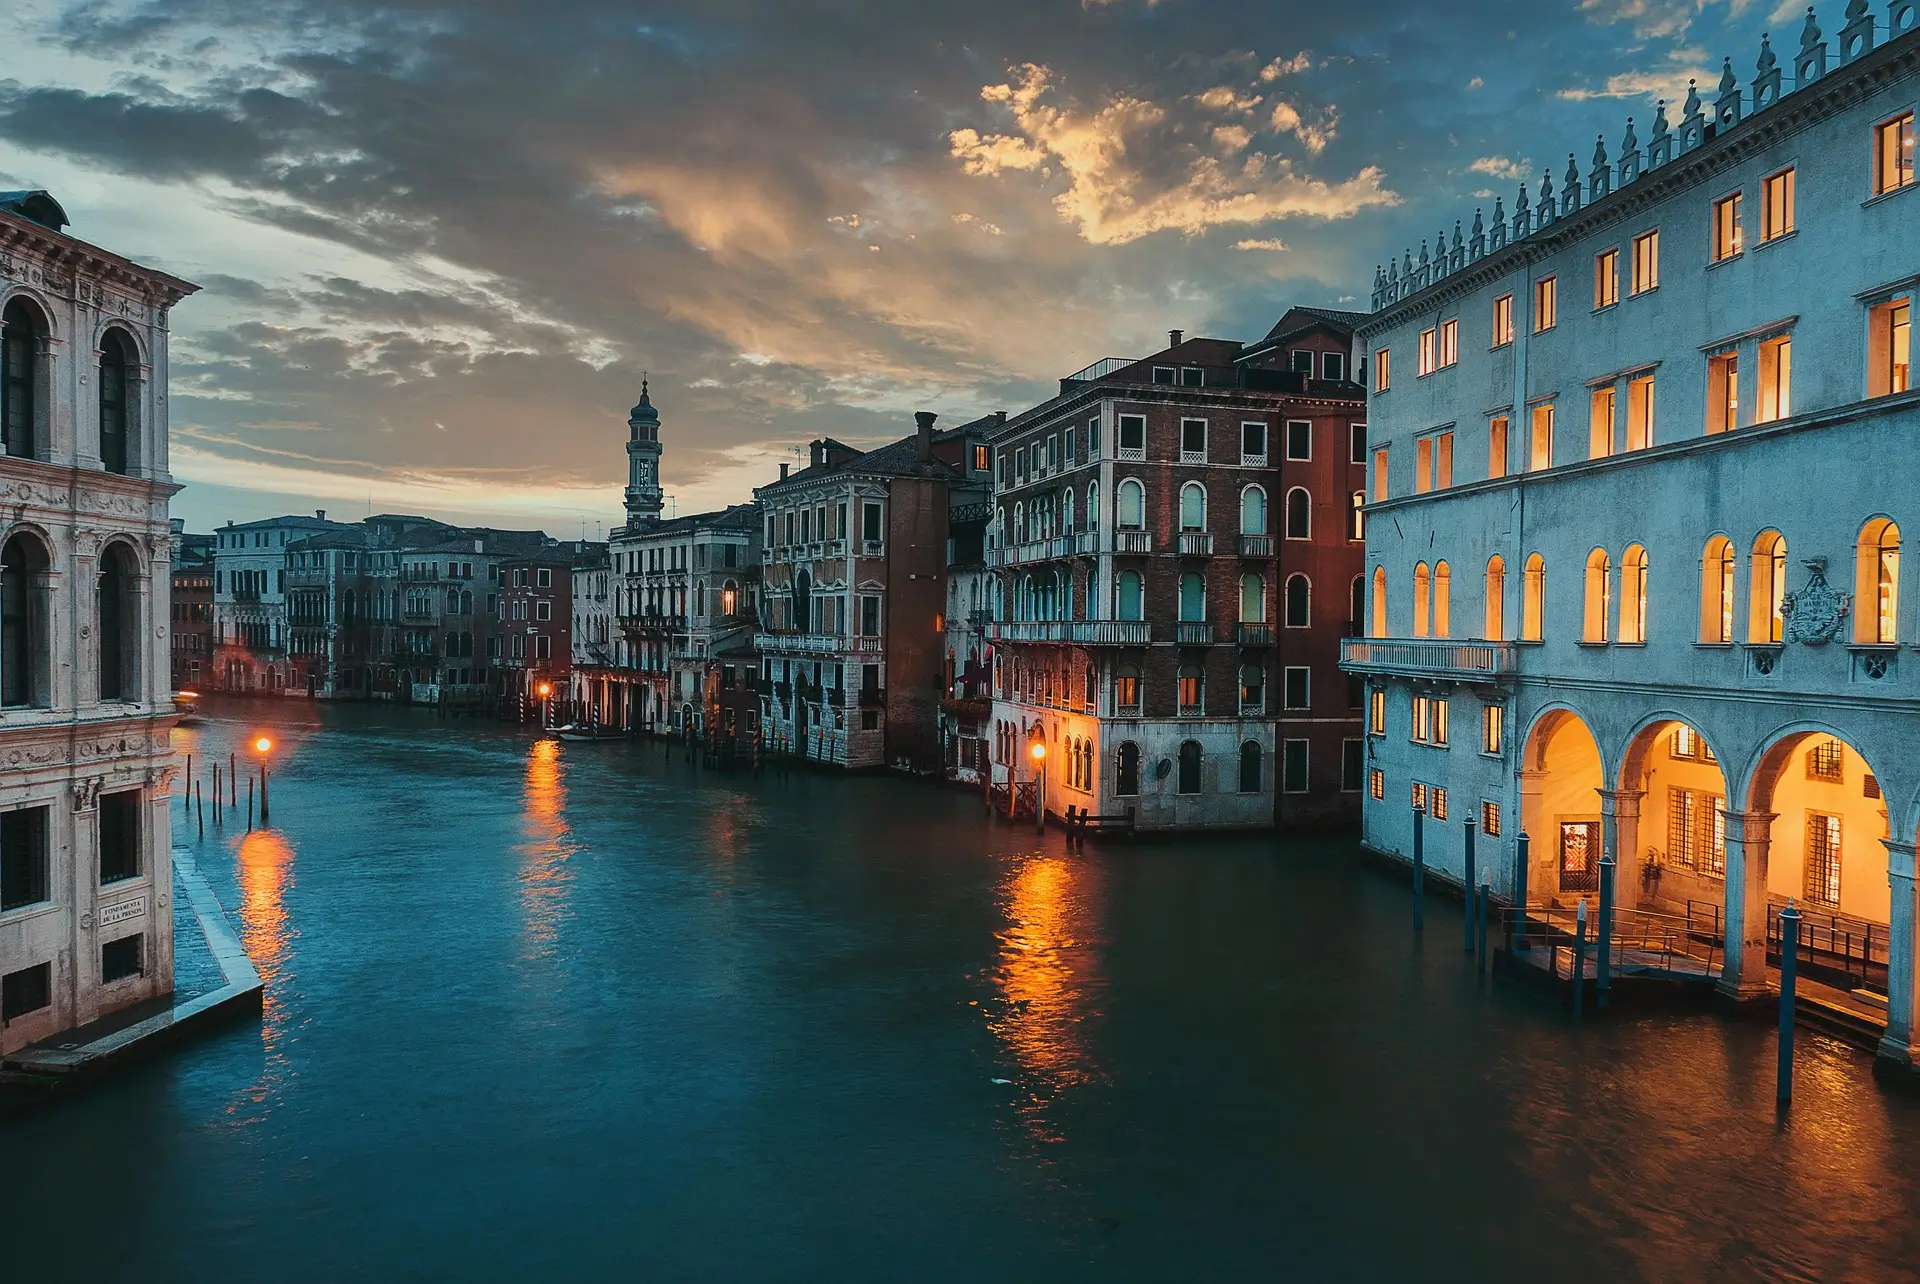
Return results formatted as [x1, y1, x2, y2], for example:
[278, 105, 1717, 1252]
[1180, 482, 1206, 531]
[792, 568, 812, 633]
[1350, 491, 1366, 541]
[99, 328, 135, 475]
[1700, 536, 1735, 643]
[1583, 548, 1611, 643]
[1413, 562, 1431, 638]
[1, 298, 46, 460]
[1116, 569, 1145, 621]
[1178, 663, 1204, 713]
[1285, 574, 1311, 628]
[1620, 545, 1648, 644]
[1117, 478, 1145, 529]
[1116, 741, 1142, 795]
[1522, 553, 1546, 641]
[1349, 576, 1364, 633]
[1857, 517, 1901, 644]
[1013, 501, 1025, 543]
[1179, 571, 1206, 622]
[1062, 487, 1075, 533]
[996, 506, 1007, 545]
[1, 532, 50, 708]
[1433, 561, 1451, 638]
[461, 589, 473, 615]
[1240, 485, 1267, 535]
[1115, 662, 1141, 713]
[1177, 739, 1203, 794]
[1239, 662, 1264, 711]
[1371, 566, 1388, 637]
[1087, 481, 1100, 528]
[344, 588, 357, 623]
[1238, 740, 1262, 793]
[1285, 487, 1311, 539]
[98, 542, 139, 702]
[1241, 572, 1266, 622]
[1748, 531, 1785, 643]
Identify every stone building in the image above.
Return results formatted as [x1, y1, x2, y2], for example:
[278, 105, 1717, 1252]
[755, 412, 996, 769]
[986, 320, 1368, 831]
[940, 478, 996, 784]
[1345, 13, 1920, 1074]
[495, 546, 574, 722]
[569, 544, 613, 722]
[611, 505, 757, 735]
[210, 512, 352, 693]
[0, 190, 197, 1054]
[169, 522, 214, 692]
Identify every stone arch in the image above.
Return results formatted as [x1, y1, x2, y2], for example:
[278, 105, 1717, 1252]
[1616, 711, 1733, 911]
[1744, 722, 1894, 946]
[95, 319, 147, 363]
[1518, 703, 1609, 901]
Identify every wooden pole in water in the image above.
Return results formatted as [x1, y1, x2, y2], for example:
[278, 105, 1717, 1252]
[1411, 802, 1426, 933]
[183, 754, 192, 815]
[1779, 901, 1801, 1109]
[1463, 817, 1478, 953]
[247, 776, 254, 832]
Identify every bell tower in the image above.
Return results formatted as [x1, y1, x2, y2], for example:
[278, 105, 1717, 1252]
[624, 376, 664, 527]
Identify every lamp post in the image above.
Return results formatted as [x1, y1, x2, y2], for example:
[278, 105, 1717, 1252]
[254, 735, 272, 825]
[537, 681, 553, 730]
[1030, 739, 1046, 835]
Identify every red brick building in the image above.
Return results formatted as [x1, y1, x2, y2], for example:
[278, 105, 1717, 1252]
[495, 549, 575, 722]
[986, 309, 1368, 829]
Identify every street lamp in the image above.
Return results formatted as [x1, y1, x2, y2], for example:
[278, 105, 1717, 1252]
[537, 681, 552, 730]
[1029, 739, 1046, 835]
[254, 735, 272, 825]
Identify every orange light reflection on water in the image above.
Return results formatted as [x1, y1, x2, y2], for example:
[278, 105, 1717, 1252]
[519, 738, 576, 959]
[229, 827, 296, 1114]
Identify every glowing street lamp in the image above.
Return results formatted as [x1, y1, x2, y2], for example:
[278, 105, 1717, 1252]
[1029, 739, 1046, 835]
[255, 734, 273, 824]
[537, 681, 553, 729]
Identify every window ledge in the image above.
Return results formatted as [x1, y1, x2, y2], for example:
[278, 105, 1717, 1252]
[1708, 251, 1745, 269]
[1575, 640, 1610, 648]
[1515, 638, 1544, 647]
[1490, 341, 1514, 352]
[1694, 641, 1736, 649]
[1755, 229, 1798, 251]
[1613, 641, 1648, 648]
[1629, 284, 1661, 301]
[1863, 182, 1917, 211]
[1849, 642, 1900, 653]
[1592, 302, 1619, 316]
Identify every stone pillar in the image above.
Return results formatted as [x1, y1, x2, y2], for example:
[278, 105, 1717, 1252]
[1719, 809, 1776, 1001]
[1602, 789, 1646, 905]
[1881, 839, 1918, 1068]
[1517, 767, 1550, 899]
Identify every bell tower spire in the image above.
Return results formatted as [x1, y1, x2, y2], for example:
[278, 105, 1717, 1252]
[624, 375, 664, 528]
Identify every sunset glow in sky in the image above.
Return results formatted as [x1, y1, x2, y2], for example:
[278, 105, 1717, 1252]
[0, 0, 1781, 533]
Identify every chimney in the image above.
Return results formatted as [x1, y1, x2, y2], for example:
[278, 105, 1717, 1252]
[779, 462, 790, 480]
[315, 509, 326, 520]
[915, 411, 938, 462]
[995, 411, 1007, 424]
[1168, 329, 1183, 348]
[810, 439, 826, 467]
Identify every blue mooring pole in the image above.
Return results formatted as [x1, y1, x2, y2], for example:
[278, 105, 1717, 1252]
[1477, 871, 1490, 974]
[1597, 853, 1616, 1009]
[1572, 899, 1588, 1020]
[1513, 832, 1532, 953]
[1463, 818, 1478, 953]
[1779, 900, 1801, 1109]
[1412, 803, 1426, 932]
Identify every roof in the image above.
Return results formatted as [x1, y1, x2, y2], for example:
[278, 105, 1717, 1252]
[220, 514, 354, 533]
[0, 190, 198, 304]
[285, 529, 372, 552]
[0, 191, 68, 232]
[756, 432, 962, 497]
[1262, 306, 1368, 340]
[615, 503, 759, 541]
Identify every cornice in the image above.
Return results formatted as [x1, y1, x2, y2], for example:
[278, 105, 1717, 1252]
[0, 209, 200, 312]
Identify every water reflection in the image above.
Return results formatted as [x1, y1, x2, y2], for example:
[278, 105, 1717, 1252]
[518, 738, 576, 959]
[987, 851, 1107, 1147]
[230, 827, 297, 1112]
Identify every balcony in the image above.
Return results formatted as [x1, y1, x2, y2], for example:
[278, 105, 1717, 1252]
[1339, 637, 1520, 680]
[861, 539, 884, 557]
[1176, 622, 1214, 645]
[758, 631, 883, 655]
[1178, 532, 1213, 556]
[985, 620, 1151, 646]
[824, 539, 846, 557]
[1116, 529, 1152, 554]
[1237, 623, 1274, 646]
[858, 686, 885, 707]
[1065, 356, 1135, 382]
[1072, 531, 1100, 555]
[1238, 534, 1274, 558]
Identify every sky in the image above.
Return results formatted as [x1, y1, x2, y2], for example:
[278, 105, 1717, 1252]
[0, 0, 1805, 535]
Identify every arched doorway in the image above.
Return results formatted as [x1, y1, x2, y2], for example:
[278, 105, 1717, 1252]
[1617, 718, 1732, 915]
[1519, 708, 1605, 904]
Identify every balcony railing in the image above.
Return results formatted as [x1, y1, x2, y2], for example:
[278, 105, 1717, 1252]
[1073, 531, 1100, 555]
[1176, 621, 1214, 645]
[1239, 534, 1274, 558]
[1116, 529, 1152, 554]
[1237, 623, 1274, 646]
[1178, 532, 1213, 556]
[1065, 355, 1135, 382]
[985, 620, 1151, 646]
[1339, 637, 1520, 679]
[758, 631, 884, 655]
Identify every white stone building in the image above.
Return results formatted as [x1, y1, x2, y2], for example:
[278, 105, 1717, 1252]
[1345, 13, 1920, 1074]
[210, 511, 350, 694]
[0, 190, 197, 1054]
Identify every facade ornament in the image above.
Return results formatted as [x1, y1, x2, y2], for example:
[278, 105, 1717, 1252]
[1449, 220, 1465, 272]
[1490, 195, 1508, 250]
[1892, 0, 1919, 41]
[1840, 0, 1875, 64]
[1469, 207, 1485, 260]
[1562, 152, 1582, 216]
[70, 777, 102, 812]
[1715, 56, 1744, 130]
[1512, 183, 1531, 240]
[1619, 117, 1642, 184]
[1782, 557, 1851, 645]
[1589, 134, 1613, 200]
[1680, 80, 1706, 153]
[1797, 6, 1830, 84]
[1753, 32, 1784, 110]
[1536, 171, 1556, 229]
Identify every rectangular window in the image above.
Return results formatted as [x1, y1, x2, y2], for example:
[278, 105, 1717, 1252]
[1283, 741, 1310, 794]
[535, 600, 552, 622]
[1369, 688, 1386, 736]
[536, 567, 551, 588]
[1492, 294, 1514, 347]
[1244, 421, 1269, 463]
[1410, 695, 1430, 743]
[1431, 787, 1448, 821]
[1482, 703, 1503, 755]
[1284, 420, 1310, 461]
[1374, 348, 1391, 392]
[1180, 418, 1207, 462]
[1431, 699, 1449, 746]
[1631, 229, 1659, 294]
[1589, 386, 1616, 459]
[1805, 812, 1842, 906]
[1757, 335, 1791, 422]
[1712, 192, 1744, 261]
[1482, 801, 1502, 837]
[1350, 423, 1368, 464]
[535, 635, 551, 660]
[1708, 352, 1740, 433]
[0, 805, 49, 911]
[1488, 416, 1510, 478]
[973, 443, 990, 472]
[1118, 414, 1147, 459]
[1088, 415, 1101, 457]
[863, 502, 883, 543]
[101, 933, 143, 983]
[1181, 366, 1204, 387]
[1418, 328, 1437, 376]
[1626, 375, 1655, 451]
[1283, 666, 1310, 710]
[1439, 319, 1458, 368]
[1015, 447, 1028, 482]
[99, 790, 140, 885]
[1151, 366, 1176, 385]
[1876, 112, 1914, 194]
[1342, 739, 1364, 792]
[1870, 297, 1912, 396]
[1369, 768, 1385, 800]
[1415, 437, 1432, 494]
[1372, 447, 1389, 502]
[1529, 403, 1554, 471]
[1063, 427, 1075, 467]
[1534, 277, 1557, 333]
[1411, 781, 1428, 812]
[1807, 737, 1845, 782]
[1594, 248, 1620, 309]
[2, 961, 51, 1020]
[1762, 168, 1795, 241]
[859, 596, 881, 636]
[1290, 349, 1314, 373]
[1046, 434, 1059, 472]
[1434, 431, 1453, 489]
[1323, 352, 1347, 381]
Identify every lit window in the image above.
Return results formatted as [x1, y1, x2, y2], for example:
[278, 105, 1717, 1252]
[1631, 229, 1659, 294]
[1439, 319, 1458, 368]
[1707, 352, 1739, 433]
[1701, 535, 1736, 643]
[1533, 277, 1557, 332]
[1418, 328, 1437, 377]
[1415, 439, 1432, 494]
[1583, 548, 1611, 644]
[1375, 348, 1391, 392]
[1757, 334, 1791, 422]
[1372, 448, 1388, 503]
[1492, 294, 1514, 347]
[1488, 415, 1509, 479]
[1619, 545, 1647, 645]
[1481, 801, 1501, 836]
[1805, 813, 1842, 906]
[1369, 768, 1385, 801]
[1433, 431, 1453, 489]
[1431, 786, 1448, 820]
[1869, 297, 1911, 396]
[1712, 192, 1743, 262]
[1855, 517, 1901, 645]
[1413, 563, 1430, 637]
[1522, 553, 1545, 641]
[1589, 386, 1616, 459]
[1762, 168, 1795, 241]
[1481, 704, 1503, 755]
[1369, 687, 1386, 735]
[1411, 781, 1428, 812]
[1529, 403, 1554, 471]
[1806, 738, 1845, 782]
[1749, 530, 1787, 644]
[1875, 112, 1914, 195]
[1411, 695, 1430, 743]
[1484, 556, 1506, 640]
[1594, 248, 1619, 309]
[1626, 375, 1655, 451]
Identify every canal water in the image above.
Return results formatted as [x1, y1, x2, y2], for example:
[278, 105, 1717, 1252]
[4, 702, 1919, 1282]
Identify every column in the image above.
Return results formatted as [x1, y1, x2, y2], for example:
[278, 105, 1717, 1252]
[1718, 809, 1775, 1001]
[1601, 789, 1645, 905]
[1516, 767, 1548, 901]
[1881, 839, 1917, 1068]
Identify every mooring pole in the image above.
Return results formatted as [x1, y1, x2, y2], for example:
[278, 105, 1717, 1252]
[183, 754, 192, 815]
[1597, 853, 1616, 1009]
[1572, 898, 1589, 1020]
[1477, 870, 1491, 973]
[247, 776, 254, 833]
[1463, 817, 1478, 953]
[1411, 802, 1426, 933]
[1513, 832, 1532, 953]
[1779, 900, 1801, 1109]
[229, 753, 237, 806]
[261, 760, 270, 825]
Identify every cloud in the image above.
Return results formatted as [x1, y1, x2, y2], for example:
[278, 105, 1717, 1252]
[1259, 53, 1312, 80]
[1231, 238, 1288, 251]
[1469, 155, 1530, 180]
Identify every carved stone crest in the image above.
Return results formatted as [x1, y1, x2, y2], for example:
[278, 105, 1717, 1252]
[1782, 557, 1850, 645]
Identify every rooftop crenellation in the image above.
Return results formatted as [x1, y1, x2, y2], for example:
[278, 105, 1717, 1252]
[1369, 1, 1918, 313]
